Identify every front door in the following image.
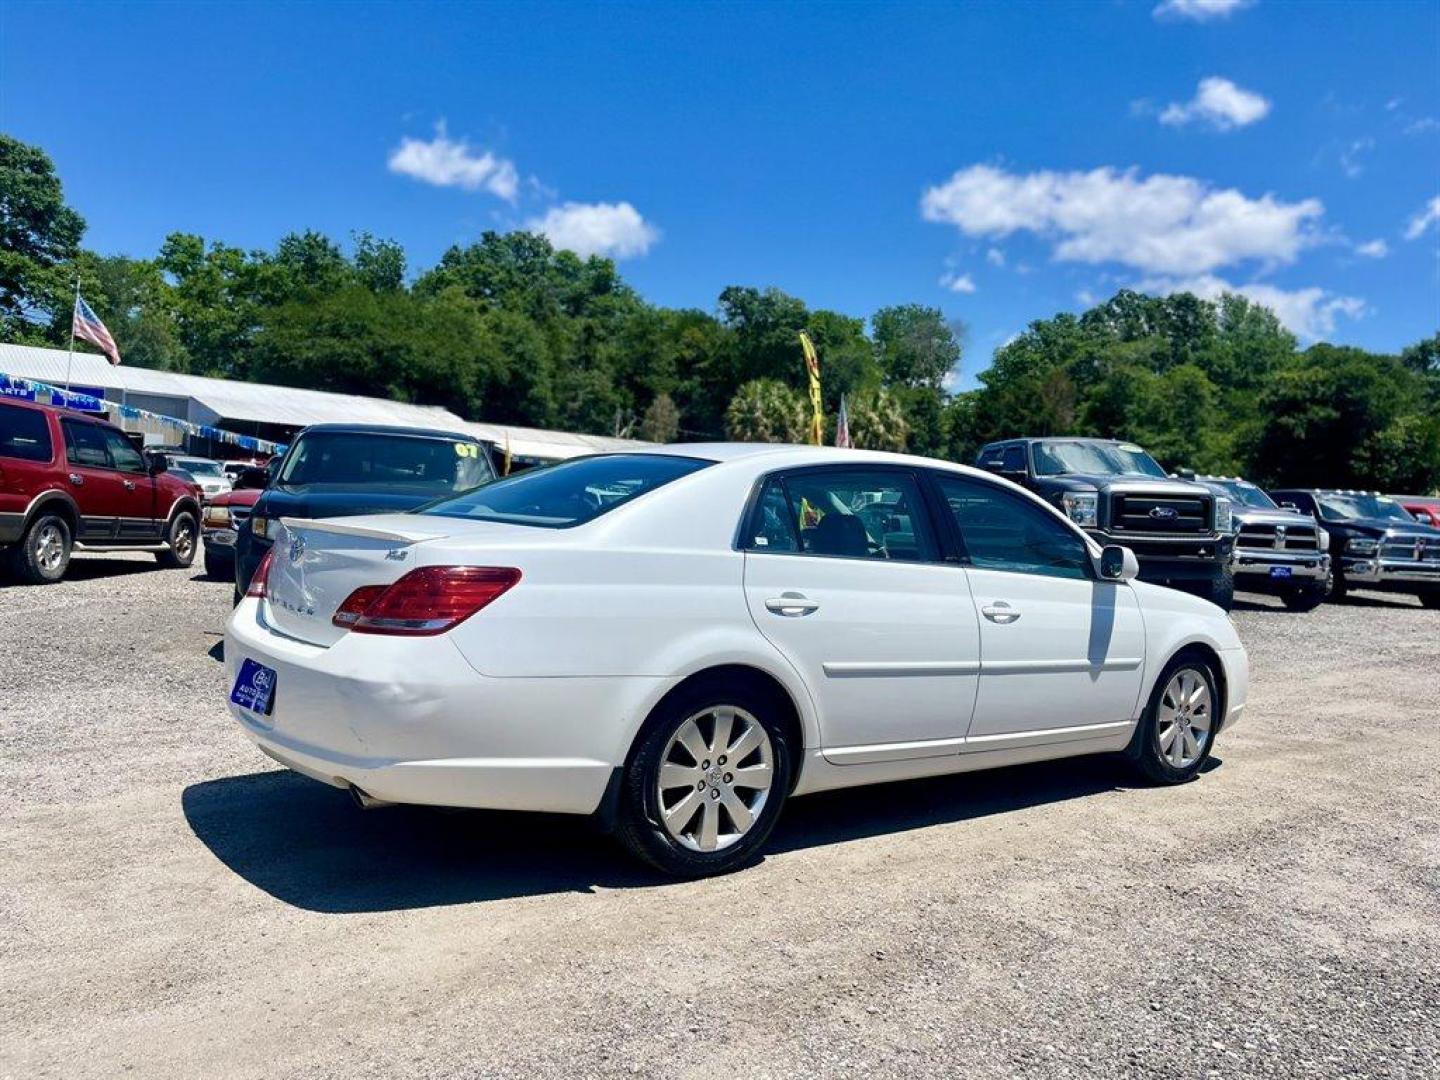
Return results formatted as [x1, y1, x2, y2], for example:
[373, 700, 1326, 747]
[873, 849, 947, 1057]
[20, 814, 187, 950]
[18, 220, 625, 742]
[95, 427, 161, 540]
[59, 419, 129, 542]
[929, 473, 1146, 751]
[740, 467, 981, 764]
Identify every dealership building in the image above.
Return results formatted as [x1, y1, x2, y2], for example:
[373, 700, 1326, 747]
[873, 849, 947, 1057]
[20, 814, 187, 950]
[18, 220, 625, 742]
[0, 342, 648, 463]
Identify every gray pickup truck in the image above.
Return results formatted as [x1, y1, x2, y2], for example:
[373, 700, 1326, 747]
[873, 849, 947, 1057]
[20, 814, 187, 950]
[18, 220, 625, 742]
[1195, 476, 1331, 611]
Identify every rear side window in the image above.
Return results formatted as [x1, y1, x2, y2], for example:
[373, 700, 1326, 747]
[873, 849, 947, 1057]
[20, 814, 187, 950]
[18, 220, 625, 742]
[934, 474, 1090, 580]
[62, 420, 111, 468]
[1002, 445, 1027, 472]
[0, 404, 53, 462]
[745, 469, 937, 562]
[421, 453, 712, 528]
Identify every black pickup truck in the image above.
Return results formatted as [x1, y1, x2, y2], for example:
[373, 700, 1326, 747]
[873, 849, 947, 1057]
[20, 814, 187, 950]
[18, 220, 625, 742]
[1268, 488, 1440, 608]
[975, 437, 1235, 609]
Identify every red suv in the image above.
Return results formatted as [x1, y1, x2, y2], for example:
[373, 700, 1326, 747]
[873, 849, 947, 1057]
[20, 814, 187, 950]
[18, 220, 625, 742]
[0, 398, 203, 584]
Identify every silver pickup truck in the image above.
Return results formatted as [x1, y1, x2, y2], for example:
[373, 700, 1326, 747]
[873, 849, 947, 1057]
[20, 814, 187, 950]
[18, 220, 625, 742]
[1196, 476, 1331, 611]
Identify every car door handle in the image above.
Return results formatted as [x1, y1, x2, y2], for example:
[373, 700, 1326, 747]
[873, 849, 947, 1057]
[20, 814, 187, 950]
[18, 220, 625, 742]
[765, 593, 820, 617]
[68, 472, 84, 486]
[123, 479, 136, 490]
[981, 602, 1021, 624]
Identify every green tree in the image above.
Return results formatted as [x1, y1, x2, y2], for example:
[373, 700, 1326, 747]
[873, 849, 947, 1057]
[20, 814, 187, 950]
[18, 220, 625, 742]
[725, 379, 808, 443]
[848, 388, 909, 452]
[640, 392, 680, 443]
[0, 135, 86, 343]
[872, 304, 962, 390]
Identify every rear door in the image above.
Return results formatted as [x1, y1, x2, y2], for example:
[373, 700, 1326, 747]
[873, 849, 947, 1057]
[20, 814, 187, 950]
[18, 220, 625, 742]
[59, 419, 129, 541]
[740, 466, 981, 765]
[929, 472, 1146, 751]
[0, 403, 59, 534]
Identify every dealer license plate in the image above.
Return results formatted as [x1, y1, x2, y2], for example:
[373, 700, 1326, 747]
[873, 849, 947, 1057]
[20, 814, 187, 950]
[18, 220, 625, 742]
[230, 658, 278, 716]
[1269, 566, 1293, 579]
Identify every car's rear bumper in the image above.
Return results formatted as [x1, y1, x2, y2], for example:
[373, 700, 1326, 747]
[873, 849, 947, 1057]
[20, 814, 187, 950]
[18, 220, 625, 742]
[224, 598, 672, 815]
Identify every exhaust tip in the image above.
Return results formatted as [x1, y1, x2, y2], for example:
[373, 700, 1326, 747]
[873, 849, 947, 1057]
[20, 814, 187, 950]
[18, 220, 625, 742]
[348, 784, 394, 810]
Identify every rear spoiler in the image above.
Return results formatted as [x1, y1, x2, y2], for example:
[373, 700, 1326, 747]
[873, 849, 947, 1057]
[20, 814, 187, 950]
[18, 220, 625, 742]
[279, 517, 443, 545]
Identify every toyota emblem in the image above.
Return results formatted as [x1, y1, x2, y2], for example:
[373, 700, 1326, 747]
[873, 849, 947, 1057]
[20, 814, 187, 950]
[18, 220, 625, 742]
[288, 533, 306, 564]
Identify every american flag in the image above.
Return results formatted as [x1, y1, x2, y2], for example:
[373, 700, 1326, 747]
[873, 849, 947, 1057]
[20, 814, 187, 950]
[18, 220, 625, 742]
[834, 393, 852, 449]
[73, 295, 121, 365]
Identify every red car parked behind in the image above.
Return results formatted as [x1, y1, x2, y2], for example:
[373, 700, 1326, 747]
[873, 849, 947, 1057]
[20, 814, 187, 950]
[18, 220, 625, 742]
[0, 398, 203, 584]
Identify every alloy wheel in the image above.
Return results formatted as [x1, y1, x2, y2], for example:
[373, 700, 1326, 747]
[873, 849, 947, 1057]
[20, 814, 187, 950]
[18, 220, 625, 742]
[1157, 668, 1212, 769]
[656, 705, 774, 853]
[34, 524, 66, 573]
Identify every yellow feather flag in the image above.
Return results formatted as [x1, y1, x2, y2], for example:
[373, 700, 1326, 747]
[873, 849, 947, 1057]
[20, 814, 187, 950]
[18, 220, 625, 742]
[798, 330, 823, 446]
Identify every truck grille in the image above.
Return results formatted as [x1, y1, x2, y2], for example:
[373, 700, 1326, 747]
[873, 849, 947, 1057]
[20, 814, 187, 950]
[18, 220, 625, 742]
[1110, 493, 1210, 535]
[1382, 535, 1440, 562]
[1237, 523, 1320, 552]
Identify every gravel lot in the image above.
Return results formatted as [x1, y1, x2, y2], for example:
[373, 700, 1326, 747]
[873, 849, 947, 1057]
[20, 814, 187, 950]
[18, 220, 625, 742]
[3, 553, 1437, 1079]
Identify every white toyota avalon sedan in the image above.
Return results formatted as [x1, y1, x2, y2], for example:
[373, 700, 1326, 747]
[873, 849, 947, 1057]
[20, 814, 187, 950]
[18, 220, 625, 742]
[225, 444, 1248, 877]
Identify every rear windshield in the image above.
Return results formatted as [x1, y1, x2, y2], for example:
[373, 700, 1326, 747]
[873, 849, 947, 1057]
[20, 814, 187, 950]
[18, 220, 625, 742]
[0, 403, 53, 463]
[420, 453, 712, 528]
[277, 431, 494, 492]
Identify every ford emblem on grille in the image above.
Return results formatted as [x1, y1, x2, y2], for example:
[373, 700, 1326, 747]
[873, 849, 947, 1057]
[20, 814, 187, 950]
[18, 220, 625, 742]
[1148, 506, 1179, 522]
[288, 533, 306, 564]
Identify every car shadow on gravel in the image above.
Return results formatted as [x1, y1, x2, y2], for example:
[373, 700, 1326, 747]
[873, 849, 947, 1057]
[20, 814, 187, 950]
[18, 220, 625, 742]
[184, 753, 1169, 914]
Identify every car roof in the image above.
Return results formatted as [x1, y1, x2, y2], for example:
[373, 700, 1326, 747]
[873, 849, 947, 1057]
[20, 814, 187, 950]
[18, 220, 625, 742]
[296, 422, 490, 440]
[631, 441, 1000, 479]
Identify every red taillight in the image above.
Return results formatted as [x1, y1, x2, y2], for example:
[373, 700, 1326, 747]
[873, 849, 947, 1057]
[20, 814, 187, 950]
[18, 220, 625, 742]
[332, 566, 521, 636]
[246, 549, 275, 598]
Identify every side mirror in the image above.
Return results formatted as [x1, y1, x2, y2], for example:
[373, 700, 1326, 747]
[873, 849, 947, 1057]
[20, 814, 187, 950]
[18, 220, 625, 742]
[1279, 501, 1298, 511]
[235, 466, 269, 490]
[147, 456, 168, 476]
[1174, 467, 1196, 481]
[1097, 544, 1140, 582]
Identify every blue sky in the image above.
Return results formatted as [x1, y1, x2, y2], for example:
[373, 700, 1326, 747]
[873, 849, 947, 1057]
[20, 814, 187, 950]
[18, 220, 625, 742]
[3, 0, 1437, 388]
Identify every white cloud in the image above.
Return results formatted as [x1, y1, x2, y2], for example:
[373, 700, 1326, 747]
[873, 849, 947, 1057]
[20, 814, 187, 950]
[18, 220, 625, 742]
[525, 201, 659, 259]
[387, 123, 519, 200]
[1076, 288, 1100, 307]
[939, 271, 977, 294]
[1159, 77, 1271, 130]
[921, 164, 1323, 276]
[1404, 117, 1440, 136]
[1338, 137, 1374, 178]
[1139, 273, 1365, 340]
[1153, 0, 1254, 21]
[985, 247, 1006, 266]
[1405, 196, 1440, 240]
[1355, 238, 1389, 258]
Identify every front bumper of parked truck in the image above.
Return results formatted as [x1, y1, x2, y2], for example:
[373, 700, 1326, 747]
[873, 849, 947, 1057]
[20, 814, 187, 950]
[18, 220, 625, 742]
[1084, 530, 1234, 585]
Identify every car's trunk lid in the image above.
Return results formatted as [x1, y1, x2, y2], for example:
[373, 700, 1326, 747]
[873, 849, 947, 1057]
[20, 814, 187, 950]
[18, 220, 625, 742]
[263, 517, 456, 647]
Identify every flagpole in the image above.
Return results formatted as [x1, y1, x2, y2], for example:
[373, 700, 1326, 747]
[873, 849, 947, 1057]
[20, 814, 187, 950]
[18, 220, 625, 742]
[63, 277, 80, 394]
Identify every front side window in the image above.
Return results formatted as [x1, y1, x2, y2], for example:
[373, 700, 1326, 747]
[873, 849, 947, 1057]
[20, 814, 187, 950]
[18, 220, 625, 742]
[62, 420, 111, 468]
[0, 404, 53, 463]
[750, 469, 937, 562]
[1001, 445, 1028, 473]
[278, 431, 494, 492]
[422, 453, 712, 528]
[935, 474, 1091, 580]
[101, 429, 145, 473]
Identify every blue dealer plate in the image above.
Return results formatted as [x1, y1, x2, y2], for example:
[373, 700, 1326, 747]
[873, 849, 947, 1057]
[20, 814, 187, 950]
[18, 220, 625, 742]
[1269, 566, 1293, 579]
[230, 658, 278, 716]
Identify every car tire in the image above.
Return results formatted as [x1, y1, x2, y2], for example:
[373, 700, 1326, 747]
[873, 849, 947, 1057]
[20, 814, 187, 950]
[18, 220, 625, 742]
[156, 511, 198, 569]
[1203, 565, 1235, 612]
[9, 512, 71, 584]
[1126, 654, 1220, 785]
[615, 684, 793, 878]
[1329, 570, 1349, 602]
[1281, 580, 1327, 612]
